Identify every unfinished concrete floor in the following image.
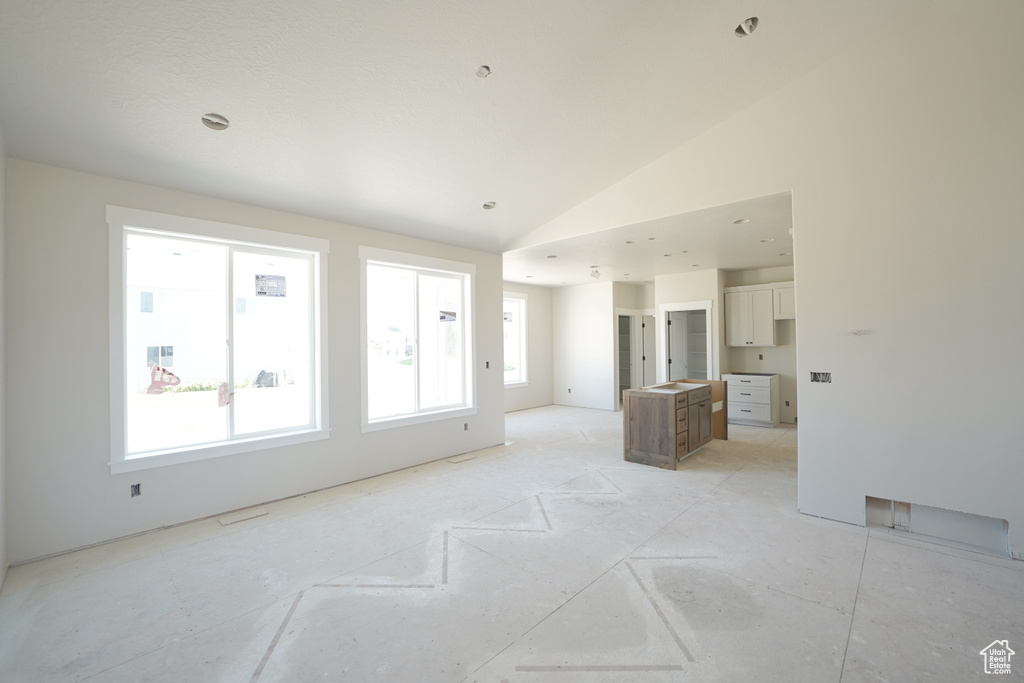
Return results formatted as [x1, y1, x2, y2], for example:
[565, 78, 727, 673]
[1, 406, 1022, 681]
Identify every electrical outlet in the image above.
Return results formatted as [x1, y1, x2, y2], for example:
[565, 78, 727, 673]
[131, 483, 141, 498]
[464, 423, 468, 431]
[568, 388, 572, 394]
[759, 354, 763, 360]
[785, 400, 790, 407]
[485, 361, 489, 368]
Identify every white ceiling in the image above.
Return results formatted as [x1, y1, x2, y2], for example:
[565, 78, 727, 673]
[0, 1, 917, 255]
[503, 192, 793, 287]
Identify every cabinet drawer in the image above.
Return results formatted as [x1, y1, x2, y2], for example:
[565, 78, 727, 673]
[724, 374, 772, 388]
[676, 432, 688, 458]
[676, 408, 688, 433]
[731, 402, 772, 423]
[728, 386, 770, 405]
[687, 386, 712, 405]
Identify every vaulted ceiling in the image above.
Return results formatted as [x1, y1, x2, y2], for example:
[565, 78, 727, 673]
[1, 1, 920, 256]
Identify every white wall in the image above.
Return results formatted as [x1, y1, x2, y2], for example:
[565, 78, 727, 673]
[612, 282, 643, 310]
[553, 282, 614, 410]
[5, 160, 505, 563]
[654, 269, 723, 382]
[503, 282, 553, 412]
[725, 266, 797, 422]
[0, 120, 8, 585]
[514, 3, 1024, 555]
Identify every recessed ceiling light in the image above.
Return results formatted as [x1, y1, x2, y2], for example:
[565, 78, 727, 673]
[779, 252, 792, 256]
[663, 253, 672, 257]
[733, 218, 750, 224]
[590, 264, 600, 268]
[201, 113, 229, 130]
[692, 264, 700, 267]
[482, 201, 496, 210]
[760, 238, 775, 243]
[547, 255, 557, 259]
[476, 65, 491, 78]
[525, 275, 533, 278]
[625, 240, 636, 244]
[624, 273, 630, 276]
[735, 17, 758, 37]
[648, 237, 655, 241]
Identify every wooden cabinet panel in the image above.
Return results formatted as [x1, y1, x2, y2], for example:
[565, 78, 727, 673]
[623, 384, 715, 468]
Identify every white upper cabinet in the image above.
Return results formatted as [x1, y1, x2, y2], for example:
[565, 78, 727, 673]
[774, 285, 795, 320]
[725, 281, 794, 347]
[726, 289, 775, 346]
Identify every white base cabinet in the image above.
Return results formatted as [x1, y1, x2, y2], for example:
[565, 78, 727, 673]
[723, 373, 780, 427]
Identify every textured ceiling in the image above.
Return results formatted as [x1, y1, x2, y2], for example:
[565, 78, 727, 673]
[0, 1, 920, 252]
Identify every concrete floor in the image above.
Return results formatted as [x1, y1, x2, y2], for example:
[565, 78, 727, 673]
[1, 405, 1021, 681]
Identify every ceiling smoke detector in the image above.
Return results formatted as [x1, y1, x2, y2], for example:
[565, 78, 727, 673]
[201, 113, 229, 130]
[482, 201, 496, 210]
[590, 269, 601, 279]
[476, 65, 491, 78]
[735, 17, 758, 37]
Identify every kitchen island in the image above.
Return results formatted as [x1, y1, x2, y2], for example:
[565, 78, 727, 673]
[622, 382, 714, 470]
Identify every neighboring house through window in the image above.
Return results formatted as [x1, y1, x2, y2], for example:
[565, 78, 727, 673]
[108, 206, 330, 473]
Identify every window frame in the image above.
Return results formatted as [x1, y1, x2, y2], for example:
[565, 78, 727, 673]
[502, 292, 529, 388]
[108, 206, 330, 474]
[359, 246, 476, 432]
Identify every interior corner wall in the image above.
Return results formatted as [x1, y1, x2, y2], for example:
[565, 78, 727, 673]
[503, 282, 553, 412]
[5, 160, 506, 563]
[0, 122, 8, 586]
[553, 281, 614, 410]
[516, 2, 1024, 555]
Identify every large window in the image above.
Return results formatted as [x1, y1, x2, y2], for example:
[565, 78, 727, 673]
[361, 247, 474, 430]
[108, 207, 329, 472]
[503, 293, 528, 386]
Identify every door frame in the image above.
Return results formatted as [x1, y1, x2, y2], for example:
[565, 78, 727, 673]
[657, 300, 714, 384]
[614, 307, 654, 409]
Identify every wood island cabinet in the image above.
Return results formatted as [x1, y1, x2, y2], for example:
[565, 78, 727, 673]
[623, 383, 713, 469]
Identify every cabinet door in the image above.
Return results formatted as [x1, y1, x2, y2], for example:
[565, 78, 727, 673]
[774, 286, 795, 320]
[749, 289, 776, 346]
[725, 291, 750, 346]
[688, 403, 701, 449]
[700, 399, 712, 443]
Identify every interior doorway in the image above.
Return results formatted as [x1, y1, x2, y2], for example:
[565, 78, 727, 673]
[667, 310, 708, 380]
[658, 301, 713, 383]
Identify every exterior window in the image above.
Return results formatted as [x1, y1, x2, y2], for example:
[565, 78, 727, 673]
[361, 247, 475, 430]
[503, 293, 528, 386]
[108, 207, 329, 472]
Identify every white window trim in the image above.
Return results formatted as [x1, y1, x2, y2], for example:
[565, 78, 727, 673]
[503, 291, 529, 388]
[359, 246, 476, 432]
[108, 206, 330, 473]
